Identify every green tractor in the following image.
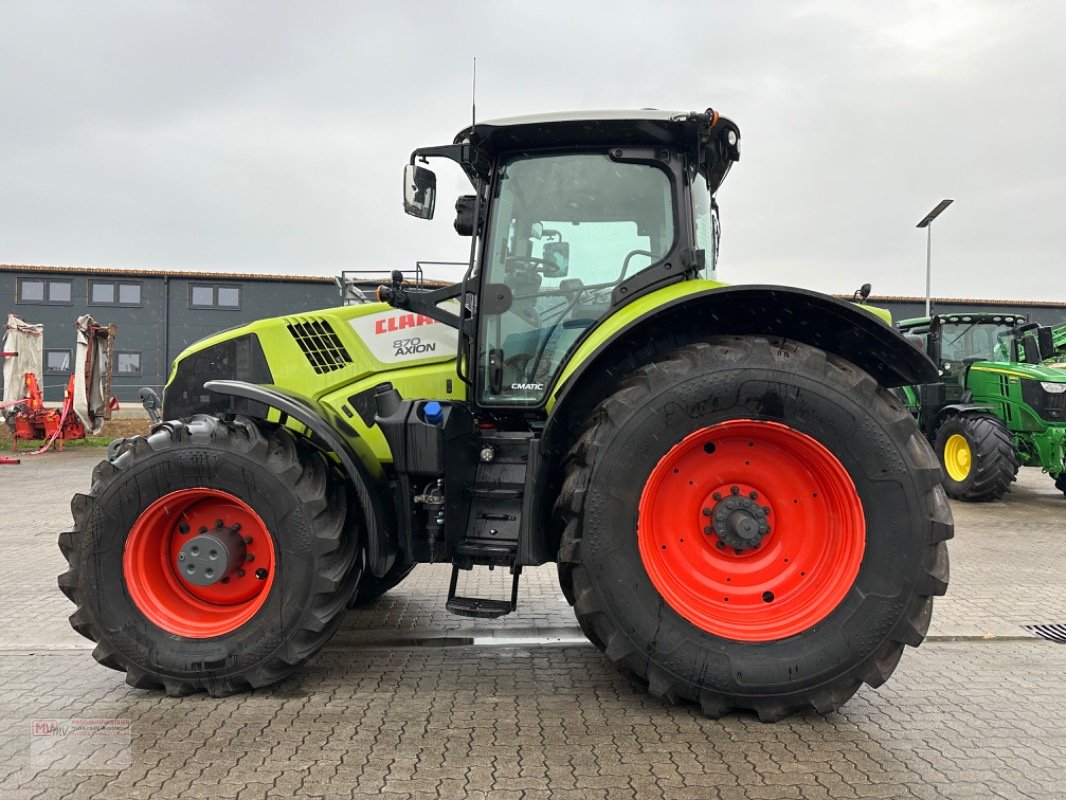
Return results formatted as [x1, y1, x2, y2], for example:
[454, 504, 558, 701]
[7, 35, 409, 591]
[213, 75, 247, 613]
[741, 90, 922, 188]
[59, 109, 952, 721]
[896, 312, 1066, 499]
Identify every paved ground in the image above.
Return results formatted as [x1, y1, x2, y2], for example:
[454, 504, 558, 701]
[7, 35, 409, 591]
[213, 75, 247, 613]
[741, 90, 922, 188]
[1, 448, 1064, 799]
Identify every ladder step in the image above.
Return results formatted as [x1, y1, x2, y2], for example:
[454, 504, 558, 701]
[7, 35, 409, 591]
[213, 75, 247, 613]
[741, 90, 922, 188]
[454, 541, 516, 560]
[445, 596, 515, 619]
[467, 487, 523, 499]
[446, 564, 521, 619]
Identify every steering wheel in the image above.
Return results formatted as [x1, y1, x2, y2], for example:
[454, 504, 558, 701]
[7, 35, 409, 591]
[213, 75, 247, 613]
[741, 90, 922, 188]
[504, 255, 567, 278]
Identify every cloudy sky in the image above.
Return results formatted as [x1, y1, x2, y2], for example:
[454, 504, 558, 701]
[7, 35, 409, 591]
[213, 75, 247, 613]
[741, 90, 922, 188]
[2, 1, 1064, 300]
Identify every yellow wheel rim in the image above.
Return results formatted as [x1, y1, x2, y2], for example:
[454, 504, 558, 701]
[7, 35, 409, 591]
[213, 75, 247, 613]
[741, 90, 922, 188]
[944, 433, 972, 482]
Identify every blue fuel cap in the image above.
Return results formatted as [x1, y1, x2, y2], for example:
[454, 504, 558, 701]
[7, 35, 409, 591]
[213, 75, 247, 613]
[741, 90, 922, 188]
[423, 401, 444, 424]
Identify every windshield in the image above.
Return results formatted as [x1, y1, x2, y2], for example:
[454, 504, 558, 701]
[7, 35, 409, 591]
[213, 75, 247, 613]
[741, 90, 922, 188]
[478, 152, 675, 404]
[939, 321, 1016, 364]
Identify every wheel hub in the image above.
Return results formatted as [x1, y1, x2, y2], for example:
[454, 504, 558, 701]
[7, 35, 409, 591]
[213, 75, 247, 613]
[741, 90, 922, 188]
[176, 524, 247, 586]
[705, 488, 770, 552]
[123, 488, 276, 638]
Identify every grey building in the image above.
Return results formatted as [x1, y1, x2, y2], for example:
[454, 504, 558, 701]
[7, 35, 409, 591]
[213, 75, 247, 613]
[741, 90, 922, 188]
[5, 264, 1065, 406]
[1, 264, 337, 403]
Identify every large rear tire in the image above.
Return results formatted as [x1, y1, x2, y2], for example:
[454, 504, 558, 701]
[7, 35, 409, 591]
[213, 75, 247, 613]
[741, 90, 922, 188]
[555, 337, 952, 721]
[934, 414, 1018, 501]
[58, 415, 363, 697]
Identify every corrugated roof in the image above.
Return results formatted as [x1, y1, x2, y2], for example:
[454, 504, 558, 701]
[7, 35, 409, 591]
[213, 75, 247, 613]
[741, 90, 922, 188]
[0, 263, 336, 284]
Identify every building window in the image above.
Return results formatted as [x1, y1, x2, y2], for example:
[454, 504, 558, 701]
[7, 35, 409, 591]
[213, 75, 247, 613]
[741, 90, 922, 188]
[89, 280, 142, 306]
[18, 278, 73, 305]
[45, 349, 72, 374]
[189, 283, 241, 309]
[115, 351, 141, 376]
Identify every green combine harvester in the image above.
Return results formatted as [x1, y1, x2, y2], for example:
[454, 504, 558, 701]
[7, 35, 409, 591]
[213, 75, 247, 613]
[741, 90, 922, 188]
[896, 312, 1066, 500]
[58, 108, 952, 721]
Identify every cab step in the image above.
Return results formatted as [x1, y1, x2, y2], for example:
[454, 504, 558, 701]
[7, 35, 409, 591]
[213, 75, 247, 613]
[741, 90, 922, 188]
[446, 563, 522, 619]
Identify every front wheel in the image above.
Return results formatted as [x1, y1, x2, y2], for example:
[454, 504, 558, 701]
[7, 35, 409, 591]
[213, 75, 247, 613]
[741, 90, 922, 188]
[1055, 473, 1066, 496]
[58, 416, 363, 696]
[555, 337, 953, 720]
[934, 414, 1018, 501]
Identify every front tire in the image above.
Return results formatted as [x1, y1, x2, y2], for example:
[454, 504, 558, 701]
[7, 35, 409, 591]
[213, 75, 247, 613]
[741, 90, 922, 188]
[555, 338, 952, 721]
[934, 414, 1018, 501]
[1055, 473, 1066, 496]
[58, 415, 363, 697]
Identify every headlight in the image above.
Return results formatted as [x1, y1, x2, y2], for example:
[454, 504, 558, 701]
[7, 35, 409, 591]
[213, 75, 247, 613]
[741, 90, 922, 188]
[1041, 381, 1066, 394]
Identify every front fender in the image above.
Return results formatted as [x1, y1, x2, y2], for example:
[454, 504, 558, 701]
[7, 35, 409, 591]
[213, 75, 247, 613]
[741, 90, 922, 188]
[204, 379, 397, 577]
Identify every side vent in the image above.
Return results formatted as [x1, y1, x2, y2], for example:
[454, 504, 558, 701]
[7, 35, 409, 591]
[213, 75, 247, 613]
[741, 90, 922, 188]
[287, 318, 353, 374]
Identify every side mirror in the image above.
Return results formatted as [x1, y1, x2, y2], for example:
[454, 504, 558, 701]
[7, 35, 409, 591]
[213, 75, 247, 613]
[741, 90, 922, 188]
[1021, 332, 1042, 364]
[542, 241, 569, 277]
[403, 164, 436, 220]
[454, 195, 476, 236]
[1037, 326, 1055, 360]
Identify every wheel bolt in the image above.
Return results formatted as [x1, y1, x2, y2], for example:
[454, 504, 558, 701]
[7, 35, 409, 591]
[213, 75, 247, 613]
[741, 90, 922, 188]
[733, 547, 744, 554]
[704, 526, 714, 534]
[716, 541, 725, 550]
[215, 519, 224, 528]
[712, 492, 722, 501]
[749, 491, 758, 500]
[730, 486, 740, 495]
[246, 553, 255, 562]
[236, 569, 246, 578]
[221, 577, 230, 584]
[762, 506, 771, 514]
[244, 536, 253, 545]
[702, 507, 712, 516]
[178, 522, 190, 535]
[233, 523, 241, 532]
[199, 526, 207, 534]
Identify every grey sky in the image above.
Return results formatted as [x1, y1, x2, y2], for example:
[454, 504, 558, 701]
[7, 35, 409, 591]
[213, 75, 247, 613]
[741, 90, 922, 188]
[2, 0, 1064, 300]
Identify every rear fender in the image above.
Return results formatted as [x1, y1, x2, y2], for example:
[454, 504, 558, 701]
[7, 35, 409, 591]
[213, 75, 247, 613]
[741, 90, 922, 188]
[549, 284, 939, 419]
[204, 379, 397, 577]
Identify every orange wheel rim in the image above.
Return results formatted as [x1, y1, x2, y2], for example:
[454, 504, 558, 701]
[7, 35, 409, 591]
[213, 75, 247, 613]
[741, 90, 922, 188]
[123, 488, 276, 638]
[637, 420, 865, 642]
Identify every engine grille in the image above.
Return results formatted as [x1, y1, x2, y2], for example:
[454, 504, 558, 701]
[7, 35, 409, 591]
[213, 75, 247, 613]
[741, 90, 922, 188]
[287, 319, 353, 374]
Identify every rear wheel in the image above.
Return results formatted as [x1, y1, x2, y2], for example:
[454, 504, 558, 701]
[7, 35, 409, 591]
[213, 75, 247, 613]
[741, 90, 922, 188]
[58, 415, 363, 696]
[1055, 473, 1066, 496]
[555, 337, 952, 721]
[934, 414, 1018, 501]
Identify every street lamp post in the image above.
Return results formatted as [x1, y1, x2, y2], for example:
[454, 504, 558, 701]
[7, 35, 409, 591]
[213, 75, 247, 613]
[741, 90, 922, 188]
[916, 199, 954, 317]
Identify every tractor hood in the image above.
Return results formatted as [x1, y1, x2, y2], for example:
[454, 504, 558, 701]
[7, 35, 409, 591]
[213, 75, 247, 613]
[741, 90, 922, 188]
[968, 360, 1066, 384]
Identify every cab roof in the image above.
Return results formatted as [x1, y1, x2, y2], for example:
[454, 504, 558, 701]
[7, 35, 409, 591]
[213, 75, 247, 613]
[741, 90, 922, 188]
[897, 311, 1029, 329]
[455, 108, 737, 152]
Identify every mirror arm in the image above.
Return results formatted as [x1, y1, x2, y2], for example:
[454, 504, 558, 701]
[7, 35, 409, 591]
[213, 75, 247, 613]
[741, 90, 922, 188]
[376, 280, 466, 330]
[410, 144, 469, 166]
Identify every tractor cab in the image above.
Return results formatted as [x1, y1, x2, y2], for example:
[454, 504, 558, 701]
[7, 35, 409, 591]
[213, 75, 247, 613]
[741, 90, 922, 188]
[392, 109, 739, 408]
